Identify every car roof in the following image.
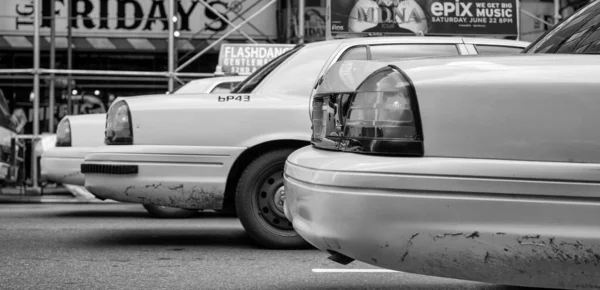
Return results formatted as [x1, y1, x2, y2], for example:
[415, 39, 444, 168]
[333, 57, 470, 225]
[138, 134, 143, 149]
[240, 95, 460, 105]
[303, 36, 530, 48]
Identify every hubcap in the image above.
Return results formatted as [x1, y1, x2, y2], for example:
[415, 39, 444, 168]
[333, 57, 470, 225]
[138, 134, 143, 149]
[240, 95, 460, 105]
[274, 186, 285, 213]
[255, 170, 293, 231]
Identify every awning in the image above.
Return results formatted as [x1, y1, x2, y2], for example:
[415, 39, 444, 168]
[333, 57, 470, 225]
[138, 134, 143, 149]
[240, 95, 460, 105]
[0, 36, 264, 52]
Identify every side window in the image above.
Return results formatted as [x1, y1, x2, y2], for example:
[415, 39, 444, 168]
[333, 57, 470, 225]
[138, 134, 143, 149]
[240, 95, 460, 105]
[369, 44, 459, 60]
[572, 20, 600, 53]
[475, 45, 523, 54]
[339, 46, 368, 61]
[524, 2, 600, 53]
[554, 14, 600, 53]
[210, 82, 239, 93]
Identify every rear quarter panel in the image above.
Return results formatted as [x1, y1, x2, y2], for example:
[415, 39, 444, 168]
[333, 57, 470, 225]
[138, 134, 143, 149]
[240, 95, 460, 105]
[398, 54, 600, 163]
[126, 94, 311, 147]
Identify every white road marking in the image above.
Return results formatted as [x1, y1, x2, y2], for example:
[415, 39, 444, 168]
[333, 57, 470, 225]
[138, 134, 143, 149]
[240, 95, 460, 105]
[312, 269, 399, 273]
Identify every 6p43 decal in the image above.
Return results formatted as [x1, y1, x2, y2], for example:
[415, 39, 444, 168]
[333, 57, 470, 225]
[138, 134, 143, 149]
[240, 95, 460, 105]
[218, 95, 251, 102]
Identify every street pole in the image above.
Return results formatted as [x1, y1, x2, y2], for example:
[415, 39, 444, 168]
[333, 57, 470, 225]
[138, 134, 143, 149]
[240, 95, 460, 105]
[32, 0, 40, 189]
[554, 0, 561, 26]
[67, 0, 73, 115]
[286, 0, 292, 43]
[49, 0, 56, 132]
[298, 0, 305, 44]
[168, 0, 175, 93]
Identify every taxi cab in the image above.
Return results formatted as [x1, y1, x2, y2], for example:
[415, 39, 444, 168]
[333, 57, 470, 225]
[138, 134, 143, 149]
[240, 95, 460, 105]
[41, 76, 245, 217]
[283, 1, 600, 288]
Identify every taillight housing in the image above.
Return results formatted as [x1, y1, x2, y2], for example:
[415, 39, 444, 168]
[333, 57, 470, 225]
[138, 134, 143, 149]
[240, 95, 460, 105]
[55, 118, 72, 147]
[311, 66, 423, 156]
[105, 100, 133, 145]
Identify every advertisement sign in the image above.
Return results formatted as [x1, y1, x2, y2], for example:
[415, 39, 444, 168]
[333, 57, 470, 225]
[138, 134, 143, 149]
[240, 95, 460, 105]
[1, 0, 277, 39]
[304, 7, 327, 42]
[217, 44, 295, 75]
[328, 0, 518, 38]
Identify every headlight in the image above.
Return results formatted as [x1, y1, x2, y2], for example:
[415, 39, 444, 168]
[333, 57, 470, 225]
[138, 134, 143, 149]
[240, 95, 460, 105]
[55, 118, 71, 147]
[105, 100, 133, 145]
[311, 66, 423, 156]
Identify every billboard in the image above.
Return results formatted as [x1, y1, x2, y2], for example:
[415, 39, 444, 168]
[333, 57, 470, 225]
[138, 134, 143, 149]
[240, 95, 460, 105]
[217, 44, 295, 75]
[328, 0, 518, 38]
[1, 0, 277, 39]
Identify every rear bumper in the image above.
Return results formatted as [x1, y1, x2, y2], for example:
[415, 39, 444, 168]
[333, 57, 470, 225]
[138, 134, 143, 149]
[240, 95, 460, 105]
[83, 145, 243, 210]
[40, 147, 93, 186]
[284, 146, 600, 289]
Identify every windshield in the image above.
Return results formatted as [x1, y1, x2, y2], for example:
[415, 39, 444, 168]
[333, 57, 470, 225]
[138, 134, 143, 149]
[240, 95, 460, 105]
[523, 1, 600, 53]
[173, 79, 218, 94]
[232, 45, 304, 94]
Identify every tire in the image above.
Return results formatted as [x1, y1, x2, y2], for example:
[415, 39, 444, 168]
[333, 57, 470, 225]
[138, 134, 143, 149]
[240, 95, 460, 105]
[143, 204, 197, 218]
[235, 148, 310, 249]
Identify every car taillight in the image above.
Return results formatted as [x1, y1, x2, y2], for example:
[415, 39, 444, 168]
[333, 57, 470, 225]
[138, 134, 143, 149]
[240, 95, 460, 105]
[55, 118, 71, 147]
[105, 100, 133, 145]
[311, 66, 423, 155]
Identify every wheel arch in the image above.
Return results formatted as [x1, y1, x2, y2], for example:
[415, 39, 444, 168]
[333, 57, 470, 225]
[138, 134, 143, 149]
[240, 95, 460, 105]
[221, 139, 310, 211]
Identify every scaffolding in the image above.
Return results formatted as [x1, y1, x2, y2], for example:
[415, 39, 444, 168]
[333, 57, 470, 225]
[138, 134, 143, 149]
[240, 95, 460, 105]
[0, 0, 590, 192]
[0, 0, 302, 192]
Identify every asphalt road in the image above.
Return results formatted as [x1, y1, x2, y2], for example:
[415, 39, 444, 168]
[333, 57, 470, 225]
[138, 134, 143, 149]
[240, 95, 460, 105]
[0, 204, 542, 290]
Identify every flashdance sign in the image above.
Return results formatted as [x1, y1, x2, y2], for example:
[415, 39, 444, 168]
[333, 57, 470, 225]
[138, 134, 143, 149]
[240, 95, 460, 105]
[329, 0, 518, 37]
[218, 44, 295, 75]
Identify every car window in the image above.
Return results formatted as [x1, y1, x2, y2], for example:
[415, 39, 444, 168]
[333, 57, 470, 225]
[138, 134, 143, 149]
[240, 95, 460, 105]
[369, 44, 459, 60]
[339, 46, 368, 61]
[257, 41, 341, 97]
[232, 45, 303, 94]
[555, 14, 600, 53]
[210, 82, 240, 93]
[475, 45, 523, 54]
[572, 18, 600, 53]
[524, 1, 600, 53]
[172, 79, 214, 94]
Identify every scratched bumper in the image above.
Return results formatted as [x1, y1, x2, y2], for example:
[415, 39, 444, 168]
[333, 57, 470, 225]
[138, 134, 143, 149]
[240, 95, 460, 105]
[40, 147, 93, 185]
[284, 146, 600, 290]
[83, 145, 242, 210]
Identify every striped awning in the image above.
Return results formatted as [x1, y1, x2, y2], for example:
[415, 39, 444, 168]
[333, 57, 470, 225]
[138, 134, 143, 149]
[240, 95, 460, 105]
[0, 36, 261, 52]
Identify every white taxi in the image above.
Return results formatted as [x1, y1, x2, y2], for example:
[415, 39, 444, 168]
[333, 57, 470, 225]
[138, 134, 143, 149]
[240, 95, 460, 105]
[284, 2, 600, 288]
[41, 76, 245, 217]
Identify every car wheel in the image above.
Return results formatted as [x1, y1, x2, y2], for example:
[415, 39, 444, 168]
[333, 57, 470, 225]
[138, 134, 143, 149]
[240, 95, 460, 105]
[142, 204, 196, 218]
[235, 148, 310, 249]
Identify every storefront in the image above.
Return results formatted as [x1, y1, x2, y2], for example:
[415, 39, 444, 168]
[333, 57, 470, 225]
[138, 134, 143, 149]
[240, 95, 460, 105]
[0, 0, 279, 134]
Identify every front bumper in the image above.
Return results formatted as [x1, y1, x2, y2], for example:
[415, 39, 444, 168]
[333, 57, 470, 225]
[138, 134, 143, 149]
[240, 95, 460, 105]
[284, 146, 600, 289]
[40, 147, 94, 186]
[83, 145, 243, 210]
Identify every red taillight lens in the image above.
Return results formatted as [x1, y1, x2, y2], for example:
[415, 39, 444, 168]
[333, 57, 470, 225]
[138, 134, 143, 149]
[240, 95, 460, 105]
[105, 100, 133, 145]
[311, 66, 423, 155]
[55, 118, 71, 147]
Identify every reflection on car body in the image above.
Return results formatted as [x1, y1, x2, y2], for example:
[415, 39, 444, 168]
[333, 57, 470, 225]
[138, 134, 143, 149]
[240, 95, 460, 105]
[283, 1, 600, 289]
